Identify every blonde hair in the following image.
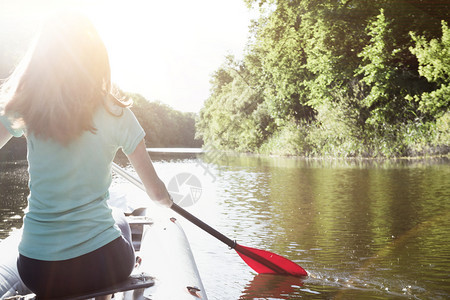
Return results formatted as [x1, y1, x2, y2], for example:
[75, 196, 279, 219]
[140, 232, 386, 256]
[1, 12, 129, 145]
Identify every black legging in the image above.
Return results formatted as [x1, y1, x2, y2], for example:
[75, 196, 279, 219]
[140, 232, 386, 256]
[17, 210, 135, 299]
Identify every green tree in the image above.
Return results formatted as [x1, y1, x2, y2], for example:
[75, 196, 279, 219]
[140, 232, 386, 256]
[128, 92, 201, 148]
[355, 9, 409, 126]
[409, 21, 450, 118]
[196, 59, 269, 151]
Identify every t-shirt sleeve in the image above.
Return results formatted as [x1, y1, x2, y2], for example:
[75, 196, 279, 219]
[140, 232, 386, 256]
[0, 114, 24, 137]
[117, 108, 146, 155]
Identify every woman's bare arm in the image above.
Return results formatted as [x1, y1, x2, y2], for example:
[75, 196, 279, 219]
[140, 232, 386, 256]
[127, 139, 173, 207]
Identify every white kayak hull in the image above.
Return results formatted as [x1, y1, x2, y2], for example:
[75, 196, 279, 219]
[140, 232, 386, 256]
[137, 216, 207, 300]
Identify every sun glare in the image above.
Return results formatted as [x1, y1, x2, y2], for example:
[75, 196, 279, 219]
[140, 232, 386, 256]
[1, 0, 252, 112]
[83, 0, 224, 103]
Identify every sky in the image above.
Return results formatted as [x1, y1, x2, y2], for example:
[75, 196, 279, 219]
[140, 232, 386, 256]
[0, 0, 256, 113]
[92, 0, 255, 113]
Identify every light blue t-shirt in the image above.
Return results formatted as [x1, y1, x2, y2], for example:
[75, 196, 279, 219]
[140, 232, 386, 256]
[0, 104, 145, 260]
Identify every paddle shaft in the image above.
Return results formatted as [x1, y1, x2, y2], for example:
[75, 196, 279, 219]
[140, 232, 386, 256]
[171, 203, 236, 249]
[111, 163, 236, 249]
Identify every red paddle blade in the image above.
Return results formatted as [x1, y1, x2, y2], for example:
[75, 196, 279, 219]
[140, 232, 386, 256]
[235, 244, 307, 277]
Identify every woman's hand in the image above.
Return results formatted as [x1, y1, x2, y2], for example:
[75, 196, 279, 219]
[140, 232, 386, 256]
[157, 193, 174, 208]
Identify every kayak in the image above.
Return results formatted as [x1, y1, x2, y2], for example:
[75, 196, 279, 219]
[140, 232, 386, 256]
[0, 186, 208, 300]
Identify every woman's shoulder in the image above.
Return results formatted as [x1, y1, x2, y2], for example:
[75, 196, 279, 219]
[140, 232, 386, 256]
[95, 96, 138, 129]
[103, 95, 126, 116]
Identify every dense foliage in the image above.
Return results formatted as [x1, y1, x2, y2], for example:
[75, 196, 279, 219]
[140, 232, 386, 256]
[197, 0, 450, 157]
[127, 93, 202, 148]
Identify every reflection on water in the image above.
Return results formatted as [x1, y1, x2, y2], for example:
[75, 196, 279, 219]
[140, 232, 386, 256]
[240, 274, 305, 299]
[1, 154, 449, 299]
[0, 160, 28, 237]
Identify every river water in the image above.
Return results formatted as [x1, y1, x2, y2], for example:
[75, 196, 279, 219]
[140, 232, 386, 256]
[1, 152, 449, 299]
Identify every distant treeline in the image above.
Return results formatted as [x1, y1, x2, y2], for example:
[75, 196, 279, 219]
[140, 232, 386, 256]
[197, 0, 449, 157]
[126, 92, 202, 148]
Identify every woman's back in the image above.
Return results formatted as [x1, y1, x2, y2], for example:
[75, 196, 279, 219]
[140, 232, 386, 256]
[19, 103, 144, 261]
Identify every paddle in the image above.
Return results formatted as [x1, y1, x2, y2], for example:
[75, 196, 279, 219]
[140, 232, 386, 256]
[112, 162, 308, 277]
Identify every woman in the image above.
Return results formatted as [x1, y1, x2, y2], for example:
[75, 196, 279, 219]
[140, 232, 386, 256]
[0, 12, 173, 298]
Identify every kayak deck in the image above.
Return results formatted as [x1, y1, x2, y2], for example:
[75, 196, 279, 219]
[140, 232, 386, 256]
[52, 274, 155, 300]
